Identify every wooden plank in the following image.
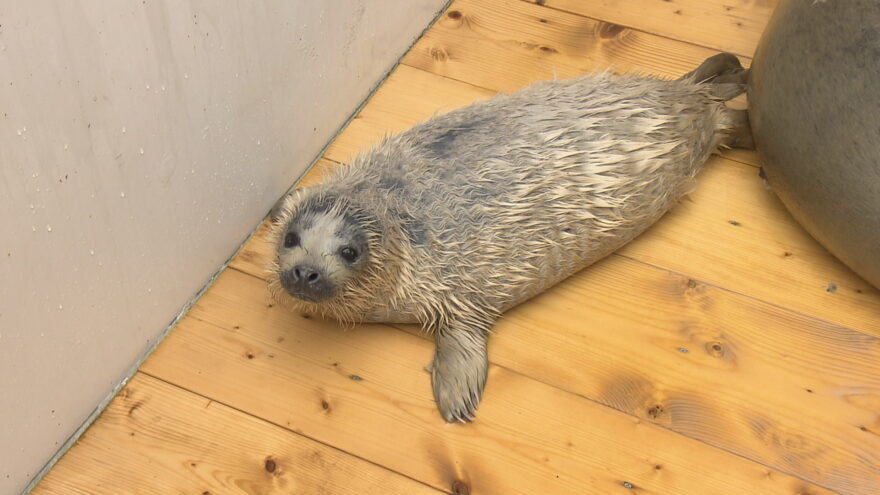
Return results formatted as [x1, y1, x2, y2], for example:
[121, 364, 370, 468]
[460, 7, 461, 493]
[32, 373, 442, 495]
[524, 0, 778, 58]
[404, 0, 742, 89]
[220, 244, 880, 494]
[618, 156, 880, 335]
[401, 0, 762, 168]
[140, 268, 840, 495]
[235, 63, 880, 336]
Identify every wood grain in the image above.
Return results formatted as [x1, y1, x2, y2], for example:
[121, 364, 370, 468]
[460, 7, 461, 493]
[523, 0, 778, 57]
[33, 373, 442, 495]
[223, 240, 880, 495]
[140, 268, 840, 495]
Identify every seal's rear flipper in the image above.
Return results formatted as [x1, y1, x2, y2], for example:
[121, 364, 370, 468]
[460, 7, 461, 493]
[681, 52, 745, 83]
[682, 52, 750, 101]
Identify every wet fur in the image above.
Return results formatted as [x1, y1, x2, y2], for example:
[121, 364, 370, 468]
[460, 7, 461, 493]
[269, 53, 750, 422]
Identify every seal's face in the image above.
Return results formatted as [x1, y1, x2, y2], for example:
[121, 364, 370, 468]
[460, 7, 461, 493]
[275, 199, 370, 303]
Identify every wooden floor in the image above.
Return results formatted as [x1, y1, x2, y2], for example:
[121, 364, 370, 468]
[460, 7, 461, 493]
[34, 1, 880, 494]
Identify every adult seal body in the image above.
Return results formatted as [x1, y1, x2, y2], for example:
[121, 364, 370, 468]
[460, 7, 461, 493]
[748, 0, 880, 288]
[270, 53, 751, 422]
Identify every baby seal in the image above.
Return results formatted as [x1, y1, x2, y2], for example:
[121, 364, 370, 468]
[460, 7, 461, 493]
[269, 53, 751, 422]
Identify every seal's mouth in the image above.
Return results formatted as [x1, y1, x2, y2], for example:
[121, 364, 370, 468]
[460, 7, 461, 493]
[285, 288, 334, 303]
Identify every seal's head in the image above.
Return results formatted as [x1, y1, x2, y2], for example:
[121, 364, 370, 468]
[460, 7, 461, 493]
[268, 191, 396, 323]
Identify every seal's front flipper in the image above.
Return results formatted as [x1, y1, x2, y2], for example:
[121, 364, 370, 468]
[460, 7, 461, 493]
[431, 319, 491, 423]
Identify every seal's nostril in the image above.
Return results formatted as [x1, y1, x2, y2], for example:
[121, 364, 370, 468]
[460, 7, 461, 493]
[307, 272, 319, 283]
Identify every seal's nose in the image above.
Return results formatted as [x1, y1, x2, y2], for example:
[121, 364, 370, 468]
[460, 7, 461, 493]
[293, 265, 321, 284]
[280, 264, 334, 302]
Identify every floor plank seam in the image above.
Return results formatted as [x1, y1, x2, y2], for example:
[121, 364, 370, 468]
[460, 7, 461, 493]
[136, 370, 455, 495]
[616, 253, 879, 337]
[207, 265, 853, 494]
[182, 297, 848, 495]
[514, 0, 758, 59]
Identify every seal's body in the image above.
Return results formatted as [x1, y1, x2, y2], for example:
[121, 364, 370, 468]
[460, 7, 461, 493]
[270, 54, 751, 422]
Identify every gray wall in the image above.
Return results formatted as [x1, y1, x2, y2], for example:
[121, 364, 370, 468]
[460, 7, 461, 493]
[0, 1, 445, 493]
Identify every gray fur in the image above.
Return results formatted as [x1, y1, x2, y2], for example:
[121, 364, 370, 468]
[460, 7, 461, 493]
[269, 54, 750, 422]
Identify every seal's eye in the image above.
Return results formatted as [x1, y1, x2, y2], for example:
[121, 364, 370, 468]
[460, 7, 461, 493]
[284, 232, 300, 248]
[339, 246, 358, 262]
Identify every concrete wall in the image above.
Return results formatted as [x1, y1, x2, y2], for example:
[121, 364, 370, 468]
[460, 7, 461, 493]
[0, 1, 445, 493]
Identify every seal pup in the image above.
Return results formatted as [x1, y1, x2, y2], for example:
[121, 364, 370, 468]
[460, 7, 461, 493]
[269, 53, 751, 422]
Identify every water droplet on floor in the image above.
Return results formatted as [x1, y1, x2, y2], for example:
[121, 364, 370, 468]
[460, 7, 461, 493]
[63, 144, 69, 150]
[120, 192, 125, 198]
[139, 148, 144, 155]
[122, 126, 126, 133]
[89, 250, 95, 255]
[46, 225, 52, 232]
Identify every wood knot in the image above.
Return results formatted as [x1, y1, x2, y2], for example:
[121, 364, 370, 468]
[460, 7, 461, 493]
[452, 480, 470, 495]
[128, 401, 144, 416]
[321, 399, 331, 412]
[598, 22, 626, 39]
[264, 458, 276, 473]
[647, 404, 665, 419]
[447, 10, 462, 20]
[705, 341, 725, 358]
[429, 47, 449, 62]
